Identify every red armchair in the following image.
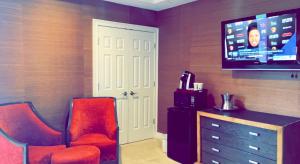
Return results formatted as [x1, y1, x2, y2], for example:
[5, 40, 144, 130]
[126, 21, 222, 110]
[66, 97, 119, 164]
[0, 102, 66, 164]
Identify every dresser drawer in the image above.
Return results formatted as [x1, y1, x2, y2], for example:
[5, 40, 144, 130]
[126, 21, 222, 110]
[202, 140, 276, 164]
[201, 128, 276, 160]
[202, 152, 236, 164]
[200, 116, 277, 145]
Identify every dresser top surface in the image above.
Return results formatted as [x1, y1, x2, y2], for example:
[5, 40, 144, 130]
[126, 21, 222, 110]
[200, 108, 300, 126]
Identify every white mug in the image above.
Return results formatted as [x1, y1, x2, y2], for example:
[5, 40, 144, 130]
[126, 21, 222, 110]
[194, 82, 204, 91]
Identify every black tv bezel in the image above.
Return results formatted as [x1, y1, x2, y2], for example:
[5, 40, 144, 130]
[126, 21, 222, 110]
[221, 8, 300, 70]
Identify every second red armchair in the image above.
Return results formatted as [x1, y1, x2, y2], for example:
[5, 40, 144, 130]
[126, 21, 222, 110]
[66, 97, 119, 164]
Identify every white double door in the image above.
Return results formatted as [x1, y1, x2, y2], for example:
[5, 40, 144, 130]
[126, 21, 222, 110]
[94, 21, 157, 144]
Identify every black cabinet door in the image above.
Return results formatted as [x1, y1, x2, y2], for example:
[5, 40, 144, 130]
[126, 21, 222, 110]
[167, 107, 197, 164]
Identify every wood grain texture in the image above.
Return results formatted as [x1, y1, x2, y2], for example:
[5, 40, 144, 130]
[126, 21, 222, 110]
[202, 140, 276, 164]
[201, 128, 277, 160]
[197, 110, 300, 164]
[157, 0, 300, 133]
[277, 128, 283, 164]
[0, 0, 157, 130]
[0, 0, 24, 104]
[23, 0, 84, 130]
[199, 111, 281, 131]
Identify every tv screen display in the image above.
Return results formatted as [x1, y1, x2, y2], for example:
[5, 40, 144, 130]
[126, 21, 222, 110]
[222, 8, 300, 70]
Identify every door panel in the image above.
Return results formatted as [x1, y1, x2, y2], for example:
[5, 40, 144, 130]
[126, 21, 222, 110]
[128, 30, 155, 142]
[103, 54, 112, 90]
[133, 56, 140, 89]
[143, 96, 150, 127]
[98, 26, 130, 144]
[143, 56, 150, 88]
[117, 99, 128, 140]
[133, 97, 139, 129]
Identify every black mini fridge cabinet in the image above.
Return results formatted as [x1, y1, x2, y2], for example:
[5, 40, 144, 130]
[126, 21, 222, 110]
[167, 89, 207, 164]
[167, 107, 197, 164]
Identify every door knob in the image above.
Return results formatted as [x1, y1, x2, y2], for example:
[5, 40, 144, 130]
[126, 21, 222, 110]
[130, 91, 137, 96]
[121, 91, 128, 96]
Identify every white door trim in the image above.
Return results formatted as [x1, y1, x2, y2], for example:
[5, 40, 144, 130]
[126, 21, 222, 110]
[92, 19, 159, 136]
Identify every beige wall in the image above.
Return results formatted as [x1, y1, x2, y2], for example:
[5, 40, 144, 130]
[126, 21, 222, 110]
[157, 0, 300, 133]
[0, 0, 156, 130]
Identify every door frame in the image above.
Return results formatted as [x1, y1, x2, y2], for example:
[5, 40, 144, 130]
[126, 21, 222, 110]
[92, 19, 159, 137]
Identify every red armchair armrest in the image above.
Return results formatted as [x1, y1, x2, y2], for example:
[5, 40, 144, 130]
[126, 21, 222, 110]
[0, 102, 64, 146]
[0, 128, 27, 164]
[106, 125, 118, 140]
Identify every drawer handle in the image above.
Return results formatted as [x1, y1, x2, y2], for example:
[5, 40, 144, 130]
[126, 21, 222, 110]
[211, 147, 220, 152]
[211, 135, 220, 140]
[212, 160, 220, 164]
[249, 160, 259, 164]
[211, 123, 220, 128]
[249, 145, 259, 151]
[249, 131, 259, 136]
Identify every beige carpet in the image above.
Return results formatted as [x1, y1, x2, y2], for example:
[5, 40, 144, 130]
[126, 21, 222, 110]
[121, 139, 179, 164]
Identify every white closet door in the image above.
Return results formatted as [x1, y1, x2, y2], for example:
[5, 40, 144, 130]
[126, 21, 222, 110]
[96, 24, 156, 144]
[127, 30, 155, 142]
[97, 26, 130, 144]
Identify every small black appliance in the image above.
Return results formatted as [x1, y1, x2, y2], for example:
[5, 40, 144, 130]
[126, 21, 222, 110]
[174, 89, 207, 109]
[179, 71, 195, 90]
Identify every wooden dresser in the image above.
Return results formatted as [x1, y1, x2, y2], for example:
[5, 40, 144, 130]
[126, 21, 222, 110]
[196, 109, 300, 164]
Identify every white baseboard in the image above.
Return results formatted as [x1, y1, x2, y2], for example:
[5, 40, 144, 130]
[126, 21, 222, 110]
[154, 132, 167, 153]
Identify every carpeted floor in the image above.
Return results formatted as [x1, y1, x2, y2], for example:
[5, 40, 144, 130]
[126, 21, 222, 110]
[121, 139, 179, 164]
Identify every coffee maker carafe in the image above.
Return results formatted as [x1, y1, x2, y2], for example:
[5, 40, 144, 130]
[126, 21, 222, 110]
[179, 71, 195, 90]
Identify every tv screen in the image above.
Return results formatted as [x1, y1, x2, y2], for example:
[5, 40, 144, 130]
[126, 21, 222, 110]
[222, 8, 300, 70]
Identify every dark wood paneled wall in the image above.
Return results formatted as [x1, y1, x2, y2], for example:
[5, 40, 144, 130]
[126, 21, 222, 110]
[3, 0, 299, 135]
[0, 0, 156, 130]
[157, 0, 300, 133]
[0, 1, 24, 103]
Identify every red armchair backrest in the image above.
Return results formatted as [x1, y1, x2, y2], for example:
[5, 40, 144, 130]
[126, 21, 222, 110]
[0, 102, 63, 146]
[69, 97, 117, 141]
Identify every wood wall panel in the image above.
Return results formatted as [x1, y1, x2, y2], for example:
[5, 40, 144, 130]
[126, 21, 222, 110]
[0, 0, 156, 130]
[0, 0, 24, 104]
[157, 0, 300, 133]
[22, 0, 84, 129]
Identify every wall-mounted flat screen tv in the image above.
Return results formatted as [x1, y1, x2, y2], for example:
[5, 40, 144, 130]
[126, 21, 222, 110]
[222, 8, 300, 70]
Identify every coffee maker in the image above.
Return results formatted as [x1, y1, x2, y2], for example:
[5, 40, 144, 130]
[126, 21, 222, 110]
[179, 71, 195, 90]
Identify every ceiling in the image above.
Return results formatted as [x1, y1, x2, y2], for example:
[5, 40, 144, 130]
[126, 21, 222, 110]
[103, 0, 197, 11]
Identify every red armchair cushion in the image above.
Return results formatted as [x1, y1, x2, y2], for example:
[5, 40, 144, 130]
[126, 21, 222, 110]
[51, 145, 100, 164]
[0, 103, 62, 146]
[28, 145, 66, 164]
[70, 133, 116, 161]
[70, 98, 117, 140]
